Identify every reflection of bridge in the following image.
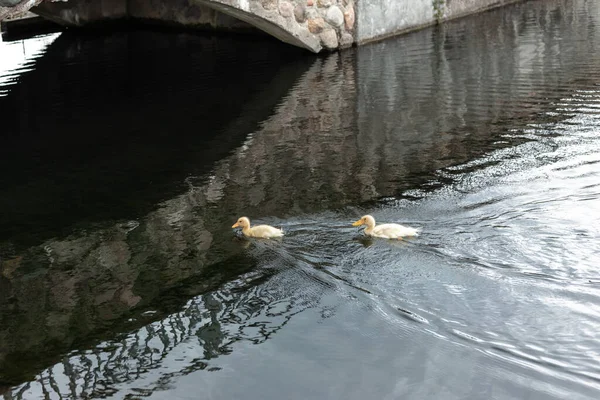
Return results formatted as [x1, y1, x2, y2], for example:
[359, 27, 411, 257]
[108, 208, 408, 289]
[2, 0, 533, 52]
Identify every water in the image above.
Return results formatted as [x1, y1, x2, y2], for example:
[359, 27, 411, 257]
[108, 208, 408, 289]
[1, 0, 600, 398]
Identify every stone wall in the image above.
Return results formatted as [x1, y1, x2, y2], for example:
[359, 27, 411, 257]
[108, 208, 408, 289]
[356, 0, 525, 45]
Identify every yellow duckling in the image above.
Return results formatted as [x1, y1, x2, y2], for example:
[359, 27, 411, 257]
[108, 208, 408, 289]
[352, 215, 419, 239]
[232, 217, 284, 239]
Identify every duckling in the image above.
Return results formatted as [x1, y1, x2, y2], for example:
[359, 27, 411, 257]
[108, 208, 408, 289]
[352, 215, 418, 239]
[232, 217, 284, 239]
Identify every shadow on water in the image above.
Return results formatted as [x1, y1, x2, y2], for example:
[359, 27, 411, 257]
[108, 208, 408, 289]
[1, 0, 600, 398]
[0, 28, 313, 247]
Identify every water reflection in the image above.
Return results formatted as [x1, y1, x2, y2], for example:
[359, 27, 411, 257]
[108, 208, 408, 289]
[0, 32, 60, 94]
[2, 0, 600, 398]
[22, 272, 316, 399]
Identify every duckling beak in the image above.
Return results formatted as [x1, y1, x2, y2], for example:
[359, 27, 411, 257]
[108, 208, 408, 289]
[232, 222, 240, 228]
[352, 219, 363, 227]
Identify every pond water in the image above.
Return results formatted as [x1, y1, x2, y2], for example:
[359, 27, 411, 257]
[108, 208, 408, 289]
[1, 0, 600, 398]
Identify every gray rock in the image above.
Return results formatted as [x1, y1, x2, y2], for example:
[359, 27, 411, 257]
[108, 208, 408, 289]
[294, 4, 307, 23]
[308, 17, 326, 34]
[320, 29, 338, 49]
[279, 1, 293, 18]
[340, 32, 353, 48]
[325, 5, 344, 27]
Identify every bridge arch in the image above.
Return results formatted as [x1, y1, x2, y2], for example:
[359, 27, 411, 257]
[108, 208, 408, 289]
[30, 0, 356, 52]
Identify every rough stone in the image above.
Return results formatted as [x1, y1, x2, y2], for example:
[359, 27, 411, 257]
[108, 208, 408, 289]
[317, 0, 332, 8]
[308, 17, 325, 34]
[279, 1, 293, 18]
[340, 32, 353, 47]
[261, 0, 277, 11]
[294, 4, 307, 23]
[306, 7, 319, 19]
[325, 5, 344, 27]
[344, 5, 355, 30]
[306, 0, 313, 6]
[320, 29, 338, 49]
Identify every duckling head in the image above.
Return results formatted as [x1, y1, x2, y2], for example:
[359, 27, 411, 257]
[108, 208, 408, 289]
[352, 215, 375, 228]
[232, 217, 251, 229]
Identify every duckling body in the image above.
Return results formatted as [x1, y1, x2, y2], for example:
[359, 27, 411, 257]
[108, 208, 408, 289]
[232, 217, 284, 239]
[352, 215, 418, 239]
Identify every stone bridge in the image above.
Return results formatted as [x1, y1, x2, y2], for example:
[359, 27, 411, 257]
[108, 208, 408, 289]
[9, 0, 356, 52]
[1, 0, 526, 53]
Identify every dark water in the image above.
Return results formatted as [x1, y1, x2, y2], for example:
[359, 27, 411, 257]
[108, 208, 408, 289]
[1, 0, 600, 398]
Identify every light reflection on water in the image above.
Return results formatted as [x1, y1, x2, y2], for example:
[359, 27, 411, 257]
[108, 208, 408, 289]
[1, 0, 600, 399]
[0, 32, 59, 95]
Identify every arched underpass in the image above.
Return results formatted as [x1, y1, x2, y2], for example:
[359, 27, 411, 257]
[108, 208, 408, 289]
[28, 0, 356, 52]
